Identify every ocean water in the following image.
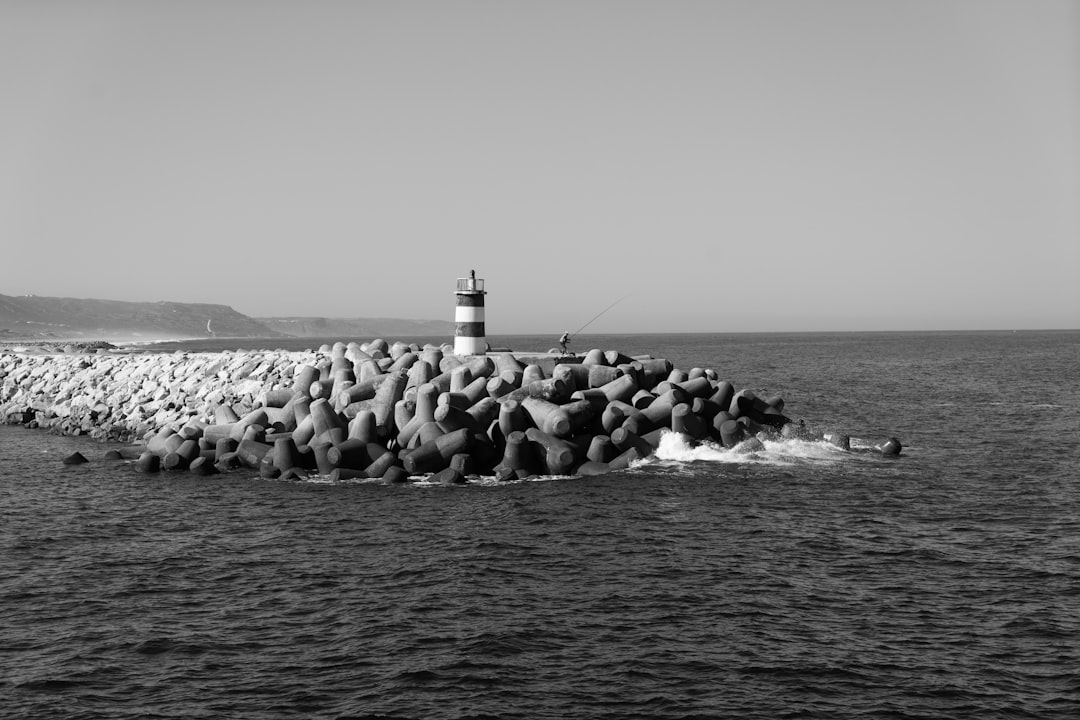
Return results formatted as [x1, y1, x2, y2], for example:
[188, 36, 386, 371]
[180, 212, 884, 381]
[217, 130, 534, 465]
[2, 330, 1078, 719]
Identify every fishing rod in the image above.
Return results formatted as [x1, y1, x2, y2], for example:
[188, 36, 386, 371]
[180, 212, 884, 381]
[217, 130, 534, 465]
[568, 293, 630, 339]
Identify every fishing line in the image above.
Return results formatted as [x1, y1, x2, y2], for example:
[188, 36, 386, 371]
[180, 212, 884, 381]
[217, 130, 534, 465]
[569, 293, 631, 338]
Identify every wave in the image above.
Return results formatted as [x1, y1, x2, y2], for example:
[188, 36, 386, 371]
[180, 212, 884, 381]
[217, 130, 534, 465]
[654, 430, 851, 466]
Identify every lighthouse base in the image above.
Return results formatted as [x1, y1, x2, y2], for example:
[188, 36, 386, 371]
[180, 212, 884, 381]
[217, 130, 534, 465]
[454, 336, 487, 356]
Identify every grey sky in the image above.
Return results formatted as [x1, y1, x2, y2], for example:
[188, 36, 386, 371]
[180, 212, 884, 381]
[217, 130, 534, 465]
[2, 0, 1077, 333]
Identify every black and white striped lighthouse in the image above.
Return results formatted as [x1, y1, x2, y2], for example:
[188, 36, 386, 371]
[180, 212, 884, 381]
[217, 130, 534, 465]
[453, 269, 487, 356]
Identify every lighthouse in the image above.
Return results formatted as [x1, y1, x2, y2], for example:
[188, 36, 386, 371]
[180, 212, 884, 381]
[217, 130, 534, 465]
[453, 269, 487, 356]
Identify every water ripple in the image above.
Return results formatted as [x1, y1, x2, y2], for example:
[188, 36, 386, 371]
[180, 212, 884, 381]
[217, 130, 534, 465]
[4, 331, 1080, 718]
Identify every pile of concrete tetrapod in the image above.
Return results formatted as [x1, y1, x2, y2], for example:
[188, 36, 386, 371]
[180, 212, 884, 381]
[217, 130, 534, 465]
[1, 338, 902, 482]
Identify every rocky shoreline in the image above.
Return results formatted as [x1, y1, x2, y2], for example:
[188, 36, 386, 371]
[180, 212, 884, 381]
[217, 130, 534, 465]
[0, 338, 901, 481]
[0, 344, 317, 442]
[0, 339, 121, 354]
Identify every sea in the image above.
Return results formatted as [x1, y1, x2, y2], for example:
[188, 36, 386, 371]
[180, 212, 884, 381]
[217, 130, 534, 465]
[2, 330, 1078, 720]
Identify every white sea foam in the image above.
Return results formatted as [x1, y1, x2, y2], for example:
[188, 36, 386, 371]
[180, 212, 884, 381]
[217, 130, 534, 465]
[761, 436, 853, 463]
[655, 429, 849, 466]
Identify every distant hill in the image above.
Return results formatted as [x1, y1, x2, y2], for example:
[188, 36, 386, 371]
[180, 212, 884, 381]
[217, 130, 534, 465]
[255, 316, 453, 338]
[0, 293, 452, 342]
[0, 293, 279, 340]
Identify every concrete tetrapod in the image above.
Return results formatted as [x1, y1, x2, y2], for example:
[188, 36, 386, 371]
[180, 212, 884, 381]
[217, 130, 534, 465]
[403, 427, 471, 475]
[493, 429, 539, 480]
[524, 427, 576, 475]
[520, 397, 572, 437]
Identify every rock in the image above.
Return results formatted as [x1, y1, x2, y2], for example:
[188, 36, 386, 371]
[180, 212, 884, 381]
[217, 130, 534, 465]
[135, 452, 161, 473]
[878, 437, 903, 456]
[431, 467, 467, 485]
[62, 452, 89, 465]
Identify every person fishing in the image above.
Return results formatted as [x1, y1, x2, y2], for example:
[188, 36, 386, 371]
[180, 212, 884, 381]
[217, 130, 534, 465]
[559, 293, 630, 356]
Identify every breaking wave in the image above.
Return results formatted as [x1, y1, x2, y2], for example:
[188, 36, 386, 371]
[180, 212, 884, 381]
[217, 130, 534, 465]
[654, 429, 855, 466]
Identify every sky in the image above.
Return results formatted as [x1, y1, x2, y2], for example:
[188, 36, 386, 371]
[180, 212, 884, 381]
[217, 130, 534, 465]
[1, 0, 1077, 334]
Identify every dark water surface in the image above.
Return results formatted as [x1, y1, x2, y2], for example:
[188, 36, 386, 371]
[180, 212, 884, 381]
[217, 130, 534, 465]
[2, 331, 1078, 719]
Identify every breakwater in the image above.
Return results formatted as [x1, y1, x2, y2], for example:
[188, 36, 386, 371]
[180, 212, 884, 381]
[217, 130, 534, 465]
[0, 339, 901, 481]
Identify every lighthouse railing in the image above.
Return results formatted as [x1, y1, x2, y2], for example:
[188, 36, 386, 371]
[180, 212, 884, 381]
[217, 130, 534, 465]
[456, 277, 484, 292]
